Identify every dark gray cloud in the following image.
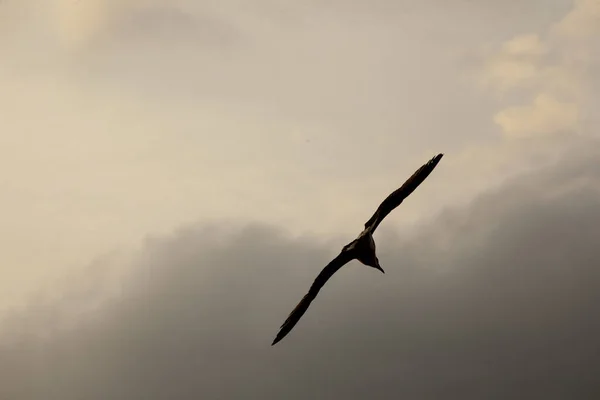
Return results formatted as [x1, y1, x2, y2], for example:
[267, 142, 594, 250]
[1, 147, 600, 399]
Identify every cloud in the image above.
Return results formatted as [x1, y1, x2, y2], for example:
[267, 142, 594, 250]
[1, 141, 600, 399]
[0, 2, 595, 371]
[479, 34, 548, 93]
[479, 0, 599, 138]
[1, 0, 242, 55]
[0, 0, 520, 306]
[52, 0, 117, 49]
[553, 0, 600, 39]
[493, 93, 579, 137]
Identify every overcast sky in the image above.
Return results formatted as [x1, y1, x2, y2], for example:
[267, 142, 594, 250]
[0, 0, 599, 398]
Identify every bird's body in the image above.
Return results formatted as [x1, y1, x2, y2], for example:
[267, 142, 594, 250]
[343, 230, 381, 271]
[271, 153, 444, 346]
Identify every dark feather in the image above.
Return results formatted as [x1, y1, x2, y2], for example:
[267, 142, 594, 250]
[271, 249, 355, 345]
[364, 153, 443, 233]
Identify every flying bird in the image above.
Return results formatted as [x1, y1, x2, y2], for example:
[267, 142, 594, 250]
[271, 153, 444, 346]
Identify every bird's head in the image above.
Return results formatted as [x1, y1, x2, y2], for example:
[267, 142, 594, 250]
[369, 256, 385, 274]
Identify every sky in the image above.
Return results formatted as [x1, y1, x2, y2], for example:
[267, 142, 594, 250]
[0, 0, 599, 398]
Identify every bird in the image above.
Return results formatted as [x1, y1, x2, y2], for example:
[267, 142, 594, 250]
[271, 153, 444, 346]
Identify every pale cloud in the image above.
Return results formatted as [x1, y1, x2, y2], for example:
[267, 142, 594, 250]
[478, 33, 581, 99]
[494, 93, 579, 137]
[479, 34, 547, 92]
[52, 0, 116, 49]
[553, 0, 600, 38]
[22, 0, 238, 52]
[501, 33, 548, 56]
[480, 0, 598, 138]
[481, 55, 539, 93]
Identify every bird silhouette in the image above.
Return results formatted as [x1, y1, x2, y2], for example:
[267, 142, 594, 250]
[271, 153, 444, 345]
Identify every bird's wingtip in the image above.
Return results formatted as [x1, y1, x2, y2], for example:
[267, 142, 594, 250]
[430, 153, 444, 164]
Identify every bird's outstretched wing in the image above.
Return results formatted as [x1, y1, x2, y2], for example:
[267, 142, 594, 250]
[364, 153, 443, 233]
[272, 249, 355, 345]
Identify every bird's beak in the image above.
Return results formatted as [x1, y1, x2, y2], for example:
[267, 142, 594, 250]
[375, 259, 385, 274]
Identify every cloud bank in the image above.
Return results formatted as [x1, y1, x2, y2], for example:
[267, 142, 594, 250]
[1, 140, 599, 399]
